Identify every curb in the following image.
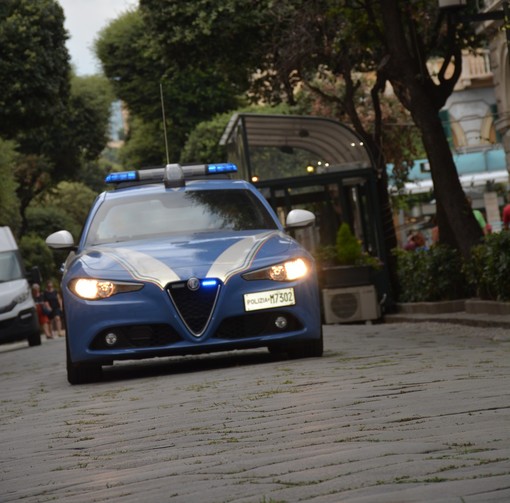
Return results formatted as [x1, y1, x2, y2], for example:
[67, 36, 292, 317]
[387, 299, 510, 330]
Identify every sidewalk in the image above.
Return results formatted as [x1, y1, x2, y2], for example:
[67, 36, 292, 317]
[385, 298, 510, 332]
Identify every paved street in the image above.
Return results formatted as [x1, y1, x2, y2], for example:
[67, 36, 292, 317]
[1, 321, 510, 503]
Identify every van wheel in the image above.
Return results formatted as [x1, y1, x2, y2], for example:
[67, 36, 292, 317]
[66, 337, 102, 385]
[28, 331, 41, 347]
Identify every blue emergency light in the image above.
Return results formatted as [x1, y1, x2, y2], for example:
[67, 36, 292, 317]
[206, 163, 237, 174]
[105, 171, 138, 183]
[105, 163, 237, 186]
[201, 279, 219, 288]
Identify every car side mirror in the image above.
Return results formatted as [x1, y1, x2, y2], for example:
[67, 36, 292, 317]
[46, 230, 76, 250]
[285, 209, 316, 229]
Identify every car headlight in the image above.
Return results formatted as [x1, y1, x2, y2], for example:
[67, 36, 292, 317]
[242, 258, 309, 282]
[14, 286, 30, 304]
[68, 278, 144, 300]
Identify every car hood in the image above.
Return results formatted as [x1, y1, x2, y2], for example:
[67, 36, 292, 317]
[74, 230, 300, 287]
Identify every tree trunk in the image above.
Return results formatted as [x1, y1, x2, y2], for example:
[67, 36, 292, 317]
[364, 137, 400, 300]
[379, 0, 483, 259]
[413, 102, 483, 258]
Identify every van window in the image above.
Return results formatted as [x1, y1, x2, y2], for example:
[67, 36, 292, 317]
[0, 251, 24, 282]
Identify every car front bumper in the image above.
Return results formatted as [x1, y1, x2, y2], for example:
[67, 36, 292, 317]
[64, 275, 322, 364]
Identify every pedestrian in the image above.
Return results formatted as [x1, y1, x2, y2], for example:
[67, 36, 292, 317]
[43, 280, 65, 337]
[430, 215, 439, 245]
[404, 231, 418, 251]
[404, 230, 427, 251]
[467, 196, 489, 235]
[502, 193, 510, 230]
[32, 283, 53, 340]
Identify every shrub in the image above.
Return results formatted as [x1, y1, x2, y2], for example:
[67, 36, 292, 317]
[316, 222, 382, 269]
[393, 245, 472, 302]
[464, 232, 510, 301]
[18, 234, 55, 282]
[335, 222, 363, 265]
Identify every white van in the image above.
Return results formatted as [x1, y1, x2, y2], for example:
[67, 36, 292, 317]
[0, 227, 41, 346]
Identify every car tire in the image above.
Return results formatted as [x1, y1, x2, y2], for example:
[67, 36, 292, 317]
[28, 331, 42, 347]
[66, 337, 102, 385]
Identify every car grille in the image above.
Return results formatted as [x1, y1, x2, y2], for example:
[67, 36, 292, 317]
[167, 281, 221, 336]
[215, 311, 302, 339]
[91, 324, 181, 349]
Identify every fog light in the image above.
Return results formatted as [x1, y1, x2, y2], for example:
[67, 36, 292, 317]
[275, 316, 288, 329]
[105, 333, 118, 346]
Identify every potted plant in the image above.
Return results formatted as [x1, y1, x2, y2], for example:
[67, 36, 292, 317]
[317, 222, 382, 288]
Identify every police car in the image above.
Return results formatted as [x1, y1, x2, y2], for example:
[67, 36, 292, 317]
[46, 163, 323, 384]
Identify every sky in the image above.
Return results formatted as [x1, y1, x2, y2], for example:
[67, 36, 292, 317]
[58, 0, 138, 76]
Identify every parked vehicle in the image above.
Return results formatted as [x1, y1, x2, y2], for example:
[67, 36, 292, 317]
[0, 227, 41, 346]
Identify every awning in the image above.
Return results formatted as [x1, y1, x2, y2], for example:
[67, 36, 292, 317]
[220, 113, 374, 169]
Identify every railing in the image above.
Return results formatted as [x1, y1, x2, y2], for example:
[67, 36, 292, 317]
[428, 50, 493, 88]
[459, 49, 493, 83]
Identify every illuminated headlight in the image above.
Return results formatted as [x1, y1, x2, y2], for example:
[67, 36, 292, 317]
[68, 278, 143, 300]
[242, 258, 309, 282]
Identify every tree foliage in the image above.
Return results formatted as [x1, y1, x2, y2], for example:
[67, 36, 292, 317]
[0, 139, 21, 232]
[0, 0, 115, 238]
[95, 8, 244, 167]
[0, 0, 70, 136]
[68, 75, 115, 162]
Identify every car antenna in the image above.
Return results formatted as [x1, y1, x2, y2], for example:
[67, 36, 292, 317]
[160, 82, 170, 165]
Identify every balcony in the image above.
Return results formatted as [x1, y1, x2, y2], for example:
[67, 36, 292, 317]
[429, 50, 493, 90]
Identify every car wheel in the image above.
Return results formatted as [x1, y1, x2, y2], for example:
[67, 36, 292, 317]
[27, 331, 42, 347]
[66, 337, 102, 385]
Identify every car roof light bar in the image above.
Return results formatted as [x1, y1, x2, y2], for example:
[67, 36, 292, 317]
[105, 163, 237, 186]
[164, 163, 185, 188]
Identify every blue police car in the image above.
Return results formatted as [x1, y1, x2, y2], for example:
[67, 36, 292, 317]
[46, 163, 323, 384]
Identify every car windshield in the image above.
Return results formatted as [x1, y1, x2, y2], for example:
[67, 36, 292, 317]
[0, 251, 24, 282]
[85, 189, 279, 245]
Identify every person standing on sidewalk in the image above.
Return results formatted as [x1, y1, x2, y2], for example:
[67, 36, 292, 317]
[43, 281, 65, 337]
[31, 283, 53, 340]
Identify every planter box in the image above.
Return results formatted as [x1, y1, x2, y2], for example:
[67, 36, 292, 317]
[319, 265, 372, 288]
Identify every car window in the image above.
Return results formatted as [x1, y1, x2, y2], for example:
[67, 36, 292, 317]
[85, 189, 278, 245]
[0, 251, 24, 282]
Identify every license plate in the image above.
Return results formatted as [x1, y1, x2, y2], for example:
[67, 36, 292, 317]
[244, 287, 295, 312]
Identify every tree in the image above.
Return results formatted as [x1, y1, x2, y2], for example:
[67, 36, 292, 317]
[127, 0, 485, 264]
[0, 1, 114, 234]
[255, 0, 483, 259]
[14, 74, 114, 234]
[96, 8, 244, 167]
[378, 0, 483, 257]
[179, 112, 230, 164]
[0, 139, 21, 232]
[0, 0, 70, 137]
[68, 75, 115, 162]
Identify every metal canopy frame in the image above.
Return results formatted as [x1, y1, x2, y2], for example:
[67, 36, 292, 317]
[221, 113, 375, 180]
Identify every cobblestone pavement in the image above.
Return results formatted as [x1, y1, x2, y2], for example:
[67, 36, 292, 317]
[1, 322, 510, 503]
